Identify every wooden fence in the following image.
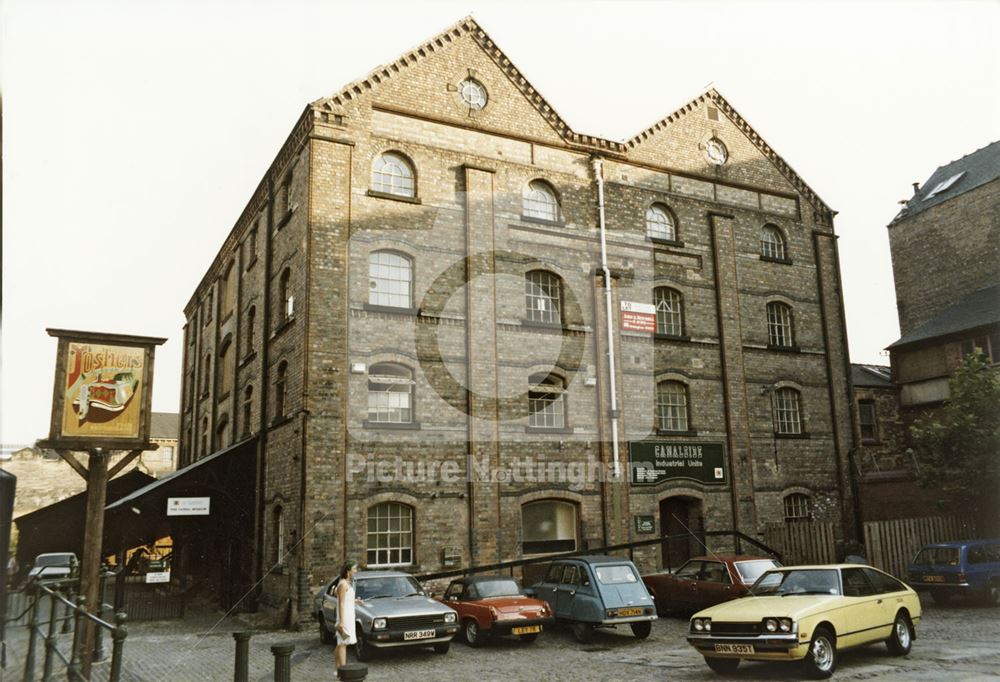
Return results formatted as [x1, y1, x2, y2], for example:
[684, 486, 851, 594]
[864, 514, 976, 579]
[764, 521, 836, 565]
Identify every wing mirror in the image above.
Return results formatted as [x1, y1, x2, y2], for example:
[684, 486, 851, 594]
[522, 587, 537, 597]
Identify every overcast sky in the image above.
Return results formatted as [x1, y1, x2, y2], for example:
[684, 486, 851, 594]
[2, 0, 998, 448]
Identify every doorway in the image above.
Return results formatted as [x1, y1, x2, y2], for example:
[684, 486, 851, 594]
[659, 496, 704, 570]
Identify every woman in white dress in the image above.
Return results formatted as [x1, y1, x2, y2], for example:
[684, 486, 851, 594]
[335, 560, 359, 669]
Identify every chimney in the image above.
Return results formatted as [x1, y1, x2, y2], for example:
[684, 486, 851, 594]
[912, 182, 920, 195]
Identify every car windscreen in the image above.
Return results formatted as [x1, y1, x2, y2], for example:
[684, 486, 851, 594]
[355, 576, 423, 600]
[912, 547, 960, 566]
[594, 564, 638, 585]
[474, 579, 522, 598]
[35, 555, 73, 567]
[734, 560, 780, 584]
[751, 569, 840, 596]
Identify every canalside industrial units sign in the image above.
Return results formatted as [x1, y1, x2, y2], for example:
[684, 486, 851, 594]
[628, 441, 727, 486]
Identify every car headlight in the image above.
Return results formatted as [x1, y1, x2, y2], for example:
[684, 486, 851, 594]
[372, 618, 387, 630]
[691, 617, 712, 632]
[763, 617, 793, 633]
[444, 612, 456, 624]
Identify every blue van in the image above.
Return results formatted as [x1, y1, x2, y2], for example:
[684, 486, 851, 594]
[530, 555, 657, 642]
[906, 539, 1000, 605]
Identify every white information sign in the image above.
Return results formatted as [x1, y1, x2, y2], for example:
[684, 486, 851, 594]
[145, 571, 171, 584]
[167, 496, 211, 516]
[621, 301, 656, 333]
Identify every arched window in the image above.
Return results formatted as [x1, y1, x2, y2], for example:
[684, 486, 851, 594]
[242, 385, 253, 437]
[279, 269, 294, 322]
[371, 152, 415, 197]
[272, 506, 285, 566]
[275, 361, 288, 418]
[221, 262, 237, 319]
[656, 380, 689, 432]
[200, 416, 208, 456]
[246, 306, 256, 354]
[528, 373, 566, 429]
[775, 387, 802, 434]
[646, 204, 676, 241]
[218, 337, 233, 396]
[523, 180, 559, 222]
[367, 502, 413, 566]
[202, 353, 211, 394]
[522, 500, 577, 554]
[766, 302, 794, 347]
[215, 414, 230, 450]
[783, 493, 812, 522]
[367, 363, 414, 424]
[368, 251, 412, 308]
[761, 225, 787, 260]
[654, 287, 684, 336]
[525, 270, 562, 324]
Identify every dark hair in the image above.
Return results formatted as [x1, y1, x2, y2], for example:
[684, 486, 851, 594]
[339, 560, 358, 580]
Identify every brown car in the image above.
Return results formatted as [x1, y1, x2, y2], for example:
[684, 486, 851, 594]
[642, 555, 780, 614]
[437, 575, 553, 647]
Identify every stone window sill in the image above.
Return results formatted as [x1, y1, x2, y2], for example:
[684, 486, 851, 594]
[367, 190, 421, 205]
[363, 420, 422, 431]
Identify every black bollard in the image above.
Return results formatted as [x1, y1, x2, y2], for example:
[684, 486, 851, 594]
[271, 643, 295, 682]
[337, 662, 368, 681]
[232, 631, 251, 682]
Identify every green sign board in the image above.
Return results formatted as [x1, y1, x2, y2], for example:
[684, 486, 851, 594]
[628, 441, 727, 486]
[634, 514, 656, 534]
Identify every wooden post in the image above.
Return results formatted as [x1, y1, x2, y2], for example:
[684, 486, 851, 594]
[79, 449, 110, 679]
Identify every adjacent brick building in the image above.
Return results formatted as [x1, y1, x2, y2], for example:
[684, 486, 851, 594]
[176, 17, 857, 614]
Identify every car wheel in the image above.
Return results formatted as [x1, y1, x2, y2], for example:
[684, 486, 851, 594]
[520, 633, 538, 643]
[463, 619, 484, 647]
[571, 621, 594, 644]
[704, 656, 740, 674]
[886, 612, 913, 655]
[318, 614, 334, 644]
[433, 641, 450, 655]
[802, 626, 836, 679]
[630, 621, 652, 639]
[354, 632, 371, 662]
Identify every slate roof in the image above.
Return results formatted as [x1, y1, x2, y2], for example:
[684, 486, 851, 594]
[888, 283, 1000, 349]
[851, 364, 894, 388]
[891, 141, 1000, 224]
[149, 412, 179, 440]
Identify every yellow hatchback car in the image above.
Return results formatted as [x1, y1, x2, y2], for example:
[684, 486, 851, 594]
[687, 564, 921, 678]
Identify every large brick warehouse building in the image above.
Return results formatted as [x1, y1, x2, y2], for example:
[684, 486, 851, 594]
[174, 17, 857, 615]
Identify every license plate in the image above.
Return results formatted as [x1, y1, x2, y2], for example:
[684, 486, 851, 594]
[403, 629, 435, 640]
[512, 625, 541, 635]
[617, 607, 644, 617]
[923, 575, 945, 583]
[714, 643, 754, 654]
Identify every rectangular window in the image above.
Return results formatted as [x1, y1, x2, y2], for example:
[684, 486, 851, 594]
[366, 503, 413, 567]
[858, 400, 878, 442]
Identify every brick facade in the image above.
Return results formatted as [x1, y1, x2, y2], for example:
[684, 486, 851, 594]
[177, 18, 856, 616]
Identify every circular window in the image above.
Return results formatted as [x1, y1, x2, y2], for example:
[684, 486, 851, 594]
[706, 138, 728, 165]
[459, 78, 487, 110]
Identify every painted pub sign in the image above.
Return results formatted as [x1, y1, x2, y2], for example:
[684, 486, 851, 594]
[44, 329, 166, 450]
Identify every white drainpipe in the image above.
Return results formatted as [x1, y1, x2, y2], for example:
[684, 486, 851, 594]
[592, 157, 621, 478]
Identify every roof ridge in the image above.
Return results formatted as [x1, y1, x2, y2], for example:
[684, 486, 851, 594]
[936, 139, 1000, 173]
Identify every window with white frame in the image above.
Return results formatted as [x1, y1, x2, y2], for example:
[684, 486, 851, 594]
[368, 251, 412, 308]
[371, 152, 416, 197]
[367, 502, 413, 566]
[767, 302, 794, 347]
[525, 270, 562, 324]
[656, 380, 689, 432]
[522, 500, 577, 554]
[761, 225, 786, 260]
[783, 493, 812, 522]
[654, 287, 684, 336]
[272, 506, 285, 566]
[523, 180, 559, 222]
[528, 373, 566, 428]
[279, 269, 294, 322]
[775, 387, 802, 434]
[646, 204, 676, 241]
[367, 363, 414, 424]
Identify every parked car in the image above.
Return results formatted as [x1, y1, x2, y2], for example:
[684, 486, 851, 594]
[687, 564, 921, 678]
[531, 555, 656, 643]
[907, 539, 1000, 606]
[436, 575, 553, 646]
[642, 554, 781, 614]
[27, 552, 78, 582]
[313, 570, 459, 661]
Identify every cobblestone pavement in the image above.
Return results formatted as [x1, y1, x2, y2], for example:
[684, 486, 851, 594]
[3, 595, 998, 681]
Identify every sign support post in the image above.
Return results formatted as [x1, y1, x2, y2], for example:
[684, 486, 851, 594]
[40, 329, 165, 679]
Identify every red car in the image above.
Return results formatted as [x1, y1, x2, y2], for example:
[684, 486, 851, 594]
[436, 575, 553, 647]
[642, 555, 780, 614]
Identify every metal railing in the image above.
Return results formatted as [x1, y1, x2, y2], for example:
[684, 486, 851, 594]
[14, 574, 128, 681]
[416, 529, 781, 582]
